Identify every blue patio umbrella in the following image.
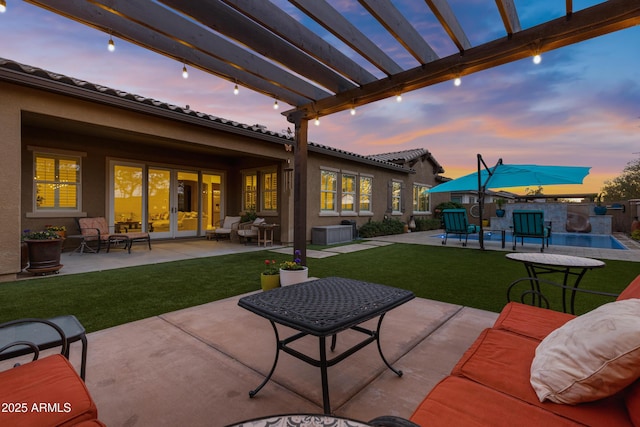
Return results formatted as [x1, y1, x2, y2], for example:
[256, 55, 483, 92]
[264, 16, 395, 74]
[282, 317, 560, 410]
[428, 154, 591, 248]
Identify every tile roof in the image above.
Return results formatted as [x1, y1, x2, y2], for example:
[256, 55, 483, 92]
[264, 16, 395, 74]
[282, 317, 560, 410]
[0, 57, 411, 172]
[370, 148, 444, 173]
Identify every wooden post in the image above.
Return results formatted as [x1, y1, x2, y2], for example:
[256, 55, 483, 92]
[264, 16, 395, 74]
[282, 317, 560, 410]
[290, 113, 308, 265]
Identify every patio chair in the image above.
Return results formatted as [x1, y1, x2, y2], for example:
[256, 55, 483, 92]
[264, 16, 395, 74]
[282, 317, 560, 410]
[237, 217, 265, 245]
[77, 217, 129, 253]
[512, 210, 551, 252]
[211, 216, 241, 241]
[441, 208, 479, 247]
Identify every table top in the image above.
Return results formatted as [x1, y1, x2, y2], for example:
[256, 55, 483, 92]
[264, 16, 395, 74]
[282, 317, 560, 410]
[0, 316, 85, 358]
[226, 414, 371, 427]
[506, 253, 605, 269]
[238, 277, 414, 336]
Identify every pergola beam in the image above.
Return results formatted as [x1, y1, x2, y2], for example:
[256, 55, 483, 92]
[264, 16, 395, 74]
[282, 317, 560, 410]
[424, 0, 472, 52]
[495, 0, 522, 36]
[286, 0, 640, 120]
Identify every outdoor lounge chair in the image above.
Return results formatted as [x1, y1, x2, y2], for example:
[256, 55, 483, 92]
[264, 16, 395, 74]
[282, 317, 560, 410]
[512, 210, 551, 252]
[77, 217, 129, 253]
[237, 217, 265, 245]
[441, 208, 479, 247]
[211, 216, 241, 241]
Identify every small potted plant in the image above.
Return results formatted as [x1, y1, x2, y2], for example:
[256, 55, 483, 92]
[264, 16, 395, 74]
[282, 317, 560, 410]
[279, 250, 308, 286]
[495, 198, 506, 217]
[594, 193, 607, 215]
[46, 225, 67, 239]
[22, 229, 64, 274]
[261, 259, 281, 291]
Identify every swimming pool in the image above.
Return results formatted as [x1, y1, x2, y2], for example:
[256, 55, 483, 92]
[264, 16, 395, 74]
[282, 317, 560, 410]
[432, 231, 627, 250]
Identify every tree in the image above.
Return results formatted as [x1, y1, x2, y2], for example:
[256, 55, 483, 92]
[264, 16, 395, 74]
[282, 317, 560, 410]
[601, 156, 640, 201]
[524, 186, 544, 196]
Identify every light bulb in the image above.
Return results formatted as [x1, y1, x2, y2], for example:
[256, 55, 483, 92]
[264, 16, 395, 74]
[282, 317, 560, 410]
[233, 84, 239, 95]
[396, 94, 402, 103]
[314, 117, 320, 126]
[350, 107, 356, 116]
[108, 37, 115, 52]
[454, 77, 461, 87]
[0, 1, 6, 13]
[533, 54, 542, 65]
[273, 100, 279, 110]
[182, 64, 189, 79]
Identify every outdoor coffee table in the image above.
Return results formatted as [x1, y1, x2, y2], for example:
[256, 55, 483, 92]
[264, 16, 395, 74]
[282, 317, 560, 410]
[237, 277, 415, 414]
[506, 253, 605, 314]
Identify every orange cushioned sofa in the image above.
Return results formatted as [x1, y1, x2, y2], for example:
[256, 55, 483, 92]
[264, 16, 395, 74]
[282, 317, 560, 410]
[406, 274, 640, 427]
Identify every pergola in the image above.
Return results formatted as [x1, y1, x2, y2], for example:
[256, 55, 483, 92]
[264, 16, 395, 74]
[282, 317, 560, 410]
[25, 0, 640, 262]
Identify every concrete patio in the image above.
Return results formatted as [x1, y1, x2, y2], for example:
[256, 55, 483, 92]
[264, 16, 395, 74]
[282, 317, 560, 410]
[12, 231, 640, 425]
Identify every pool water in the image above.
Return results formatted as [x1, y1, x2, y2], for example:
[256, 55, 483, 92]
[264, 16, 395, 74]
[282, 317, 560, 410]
[432, 231, 627, 250]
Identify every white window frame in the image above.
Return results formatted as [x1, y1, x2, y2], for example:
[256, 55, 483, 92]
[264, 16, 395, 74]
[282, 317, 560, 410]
[359, 175, 373, 216]
[27, 146, 86, 218]
[412, 183, 431, 214]
[242, 171, 258, 212]
[391, 180, 403, 215]
[341, 172, 357, 215]
[320, 168, 339, 216]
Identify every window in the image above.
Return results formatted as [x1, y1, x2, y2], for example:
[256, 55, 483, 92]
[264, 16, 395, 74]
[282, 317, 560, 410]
[320, 170, 337, 211]
[243, 173, 257, 211]
[391, 181, 402, 213]
[341, 174, 356, 212]
[262, 171, 278, 211]
[413, 184, 430, 213]
[33, 152, 80, 211]
[359, 176, 372, 213]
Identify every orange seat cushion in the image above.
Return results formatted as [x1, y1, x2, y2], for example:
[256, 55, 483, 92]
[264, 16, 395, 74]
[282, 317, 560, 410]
[617, 275, 640, 301]
[493, 302, 575, 341]
[0, 354, 97, 427]
[410, 376, 583, 427]
[451, 328, 632, 426]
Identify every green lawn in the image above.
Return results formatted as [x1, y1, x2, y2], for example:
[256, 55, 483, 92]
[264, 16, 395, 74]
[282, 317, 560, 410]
[1, 244, 638, 333]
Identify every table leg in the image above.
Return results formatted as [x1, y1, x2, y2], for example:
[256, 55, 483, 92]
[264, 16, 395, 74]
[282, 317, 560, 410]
[319, 336, 331, 414]
[249, 321, 281, 398]
[375, 314, 403, 377]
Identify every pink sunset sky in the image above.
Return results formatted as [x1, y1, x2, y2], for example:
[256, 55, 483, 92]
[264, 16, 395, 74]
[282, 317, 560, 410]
[1, 1, 638, 195]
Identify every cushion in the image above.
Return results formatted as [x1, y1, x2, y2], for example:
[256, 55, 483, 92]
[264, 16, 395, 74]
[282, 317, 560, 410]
[617, 275, 640, 301]
[410, 376, 583, 427]
[220, 216, 240, 230]
[0, 354, 98, 426]
[493, 302, 575, 341]
[530, 299, 640, 404]
[626, 379, 640, 427]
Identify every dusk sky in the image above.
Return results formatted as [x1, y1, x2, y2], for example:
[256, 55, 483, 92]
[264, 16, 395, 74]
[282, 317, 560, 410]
[2, 1, 638, 195]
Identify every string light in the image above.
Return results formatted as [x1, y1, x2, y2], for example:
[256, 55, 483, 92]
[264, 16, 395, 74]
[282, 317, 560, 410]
[108, 36, 115, 52]
[233, 84, 239, 95]
[273, 99, 279, 110]
[454, 77, 461, 87]
[0, 0, 7, 13]
[396, 94, 402, 103]
[350, 106, 356, 116]
[182, 64, 189, 79]
[533, 54, 542, 65]
[314, 117, 320, 126]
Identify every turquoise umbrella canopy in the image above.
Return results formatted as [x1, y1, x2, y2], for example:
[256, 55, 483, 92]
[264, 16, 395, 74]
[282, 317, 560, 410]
[428, 163, 591, 193]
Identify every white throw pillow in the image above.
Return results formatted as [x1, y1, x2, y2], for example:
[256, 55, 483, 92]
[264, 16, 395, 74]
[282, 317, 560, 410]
[530, 298, 640, 404]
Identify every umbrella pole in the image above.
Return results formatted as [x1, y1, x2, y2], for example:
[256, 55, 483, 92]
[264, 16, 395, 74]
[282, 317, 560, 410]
[477, 155, 484, 249]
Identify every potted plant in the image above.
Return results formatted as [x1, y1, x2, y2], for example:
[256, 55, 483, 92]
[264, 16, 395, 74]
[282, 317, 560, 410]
[495, 198, 506, 217]
[594, 193, 607, 215]
[279, 250, 308, 286]
[22, 229, 64, 274]
[46, 225, 67, 239]
[260, 259, 281, 291]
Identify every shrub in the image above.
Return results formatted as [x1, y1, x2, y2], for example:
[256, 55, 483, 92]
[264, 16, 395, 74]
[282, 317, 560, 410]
[433, 201, 463, 218]
[414, 218, 441, 231]
[632, 229, 640, 241]
[358, 218, 405, 238]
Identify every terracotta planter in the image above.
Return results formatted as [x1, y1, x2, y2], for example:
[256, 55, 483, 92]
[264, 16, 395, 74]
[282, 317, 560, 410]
[24, 239, 63, 273]
[279, 267, 308, 286]
[260, 273, 281, 291]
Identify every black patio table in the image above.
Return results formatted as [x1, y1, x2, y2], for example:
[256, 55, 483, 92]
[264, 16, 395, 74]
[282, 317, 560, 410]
[237, 277, 415, 414]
